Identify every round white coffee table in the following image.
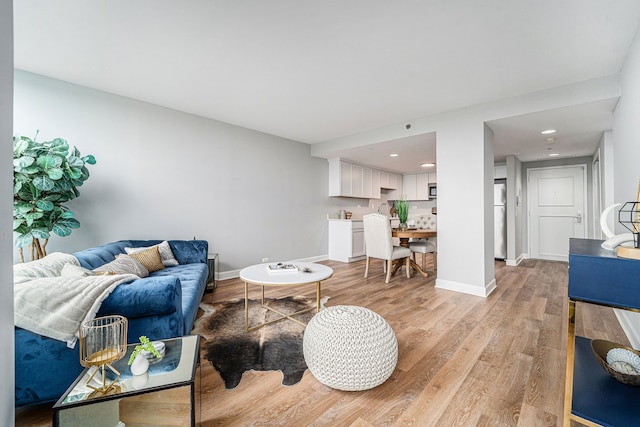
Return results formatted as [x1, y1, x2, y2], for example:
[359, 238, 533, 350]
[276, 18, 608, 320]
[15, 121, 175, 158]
[239, 262, 333, 332]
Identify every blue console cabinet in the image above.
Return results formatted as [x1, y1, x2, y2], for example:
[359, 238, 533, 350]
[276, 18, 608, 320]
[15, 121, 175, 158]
[565, 238, 640, 427]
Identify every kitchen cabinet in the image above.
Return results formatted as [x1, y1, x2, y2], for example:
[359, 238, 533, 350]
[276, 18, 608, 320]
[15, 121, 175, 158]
[379, 171, 389, 188]
[494, 165, 507, 179]
[329, 158, 392, 199]
[386, 172, 404, 200]
[402, 173, 430, 200]
[330, 159, 366, 198]
[371, 169, 381, 199]
[328, 220, 366, 262]
[428, 172, 437, 184]
[564, 238, 640, 426]
[403, 174, 417, 200]
[363, 167, 372, 198]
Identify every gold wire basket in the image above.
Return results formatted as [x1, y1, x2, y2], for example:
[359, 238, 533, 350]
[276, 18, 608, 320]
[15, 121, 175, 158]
[79, 315, 128, 397]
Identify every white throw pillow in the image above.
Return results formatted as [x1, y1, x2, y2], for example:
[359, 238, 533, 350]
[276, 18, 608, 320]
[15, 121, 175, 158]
[61, 263, 95, 277]
[125, 240, 179, 267]
[94, 254, 150, 278]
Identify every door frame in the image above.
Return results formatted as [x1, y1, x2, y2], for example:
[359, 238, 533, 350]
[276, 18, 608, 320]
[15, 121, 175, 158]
[526, 164, 588, 260]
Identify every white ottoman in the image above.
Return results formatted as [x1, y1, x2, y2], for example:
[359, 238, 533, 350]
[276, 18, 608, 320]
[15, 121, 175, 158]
[303, 305, 398, 391]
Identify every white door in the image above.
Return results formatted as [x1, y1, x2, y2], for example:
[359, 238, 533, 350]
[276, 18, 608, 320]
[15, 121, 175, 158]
[528, 165, 586, 262]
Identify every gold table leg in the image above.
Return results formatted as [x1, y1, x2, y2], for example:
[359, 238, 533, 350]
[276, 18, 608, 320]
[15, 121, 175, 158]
[244, 280, 323, 332]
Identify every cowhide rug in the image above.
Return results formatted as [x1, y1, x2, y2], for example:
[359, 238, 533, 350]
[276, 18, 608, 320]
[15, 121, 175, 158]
[192, 296, 326, 389]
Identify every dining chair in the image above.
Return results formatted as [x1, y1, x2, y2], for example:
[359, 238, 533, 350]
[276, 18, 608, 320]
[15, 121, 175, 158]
[409, 214, 437, 270]
[363, 213, 411, 283]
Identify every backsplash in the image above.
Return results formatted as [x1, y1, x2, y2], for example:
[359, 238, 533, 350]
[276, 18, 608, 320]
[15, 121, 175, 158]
[328, 197, 436, 220]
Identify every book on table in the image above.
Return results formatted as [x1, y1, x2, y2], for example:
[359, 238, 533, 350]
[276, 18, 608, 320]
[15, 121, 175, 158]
[267, 263, 299, 273]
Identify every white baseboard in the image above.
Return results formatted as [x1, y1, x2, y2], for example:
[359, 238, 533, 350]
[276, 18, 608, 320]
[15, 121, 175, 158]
[614, 309, 640, 350]
[218, 254, 330, 281]
[435, 277, 496, 297]
[506, 254, 526, 267]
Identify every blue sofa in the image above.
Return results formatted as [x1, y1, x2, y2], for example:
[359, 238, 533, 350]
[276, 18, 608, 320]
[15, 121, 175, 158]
[15, 239, 209, 407]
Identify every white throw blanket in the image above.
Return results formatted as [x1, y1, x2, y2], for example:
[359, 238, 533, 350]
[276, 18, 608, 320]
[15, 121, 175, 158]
[14, 252, 138, 348]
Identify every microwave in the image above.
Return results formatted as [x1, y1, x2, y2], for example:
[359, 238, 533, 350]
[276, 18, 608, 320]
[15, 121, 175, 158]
[428, 184, 437, 198]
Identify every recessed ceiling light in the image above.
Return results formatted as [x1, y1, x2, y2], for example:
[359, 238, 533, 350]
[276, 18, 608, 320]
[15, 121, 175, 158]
[549, 153, 560, 157]
[420, 163, 435, 168]
[541, 129, 556, 135]
[389, 153, 399, 157]
[544, 137, 556, 144]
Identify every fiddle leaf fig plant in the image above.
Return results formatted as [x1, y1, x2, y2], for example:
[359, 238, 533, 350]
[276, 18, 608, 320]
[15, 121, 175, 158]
[13, 132, 96, 262]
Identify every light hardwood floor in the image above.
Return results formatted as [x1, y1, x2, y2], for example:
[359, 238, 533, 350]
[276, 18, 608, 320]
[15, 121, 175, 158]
[16, 258, 629, 426]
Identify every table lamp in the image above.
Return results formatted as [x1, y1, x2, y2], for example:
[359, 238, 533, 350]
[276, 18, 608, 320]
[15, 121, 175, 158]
[79, 315, 128, 397]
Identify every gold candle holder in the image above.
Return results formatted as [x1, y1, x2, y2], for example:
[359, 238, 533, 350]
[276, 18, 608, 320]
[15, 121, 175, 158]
[79, 315, 128, 398]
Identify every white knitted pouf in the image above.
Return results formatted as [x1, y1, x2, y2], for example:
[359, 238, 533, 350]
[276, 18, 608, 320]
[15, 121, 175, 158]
[303, 305, 398, 391]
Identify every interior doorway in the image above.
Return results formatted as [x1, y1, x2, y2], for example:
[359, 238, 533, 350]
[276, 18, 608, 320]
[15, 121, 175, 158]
[528, 165, 587, 262]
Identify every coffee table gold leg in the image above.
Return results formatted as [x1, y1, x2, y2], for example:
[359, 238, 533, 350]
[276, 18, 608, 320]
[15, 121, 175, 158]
[244, 281, 249, 332]
[317, 282, 321, 313]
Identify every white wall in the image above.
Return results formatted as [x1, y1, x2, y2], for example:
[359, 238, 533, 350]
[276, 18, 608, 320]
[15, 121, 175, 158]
[505, 155, 524, 265]
[312, 76, 619, 297]
[14, 71, 343, 275]
[611, 31, 640, 348]
[434, 114, 496, 297]
[1, 0, 14, 423]
[613, 33, 640, 230]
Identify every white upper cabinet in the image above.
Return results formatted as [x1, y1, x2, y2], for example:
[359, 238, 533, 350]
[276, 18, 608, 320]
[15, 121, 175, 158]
[403, 174, 417, 199]
[402, 173, 431, 200]
[416, 173, 430, 200]
[329, 158, 381, 199]
[379, 170, 389, 188]
[371, 169, 381, 199]
[330, 159, 433, 200]
[351, 164, 364, 197]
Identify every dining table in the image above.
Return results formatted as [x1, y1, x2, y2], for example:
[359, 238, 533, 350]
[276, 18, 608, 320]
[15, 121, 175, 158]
[391, 228, 437, 278]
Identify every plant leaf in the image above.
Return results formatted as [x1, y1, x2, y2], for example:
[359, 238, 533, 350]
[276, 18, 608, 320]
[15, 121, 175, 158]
[14, 202, 34, 214]
[33, 175, 55, 191]
[59, 218, 80, 229]
[52, 224, 71, 237]
[36, 155, 58, 169]
[35, 200, 54, 211]
[82, 154, 96, 165]
[67, 156, 84, 168]
[13, 156, 34, 169]
[20, 165, 41, 174]
[14, 139, 29, 156]
[14, 233, 34, 248]
[47, 168, 64, 180]
[31, 227, 50, 239]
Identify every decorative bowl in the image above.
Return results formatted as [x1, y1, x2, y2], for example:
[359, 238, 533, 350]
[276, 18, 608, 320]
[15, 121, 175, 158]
[591, 339, 640, 386]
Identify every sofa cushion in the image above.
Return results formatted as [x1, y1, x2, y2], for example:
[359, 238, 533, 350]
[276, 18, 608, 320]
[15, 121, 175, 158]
[150, 263, 208, 335]
[93, 254, 150, 277]
[97, 275, 180, 319]
[128, 246, 165, 272]
[168, 240, 208, 264]
[125, 240, 179, 267]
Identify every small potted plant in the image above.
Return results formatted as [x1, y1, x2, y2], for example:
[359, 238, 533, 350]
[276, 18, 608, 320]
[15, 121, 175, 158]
[128, 336, 162, 375]
[396, 196, 409, 229]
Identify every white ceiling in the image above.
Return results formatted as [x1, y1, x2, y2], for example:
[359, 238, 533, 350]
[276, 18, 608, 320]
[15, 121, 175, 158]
[13, 1, 640, 173]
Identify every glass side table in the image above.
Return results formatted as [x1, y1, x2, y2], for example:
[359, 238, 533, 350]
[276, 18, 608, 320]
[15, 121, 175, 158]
[53, 335, 200, 427]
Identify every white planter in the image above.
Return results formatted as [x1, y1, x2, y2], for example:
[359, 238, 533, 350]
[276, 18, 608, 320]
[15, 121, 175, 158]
[130, 353, 149, 376]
